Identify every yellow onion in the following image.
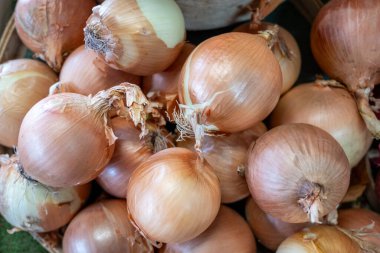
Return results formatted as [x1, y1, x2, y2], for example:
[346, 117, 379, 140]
[245, 198, 308, 251]
[0, 59, 57, 147]
[177, 32, 282, 144]
[247, 123, 350, 223]
[271, 81, 372, 168]
[311, 0, 380, 138]
[127, 147, 221, 243]
[14, 0, 96, 71]
[161, 205, 256, 253]
[178, 122, 267, 203]
[84, 0, 186, 76]
[0, 155, 90, 232]
[277, 225, 361, 253]
[63, 199, 153, 253]
[57, 45, 141, 96]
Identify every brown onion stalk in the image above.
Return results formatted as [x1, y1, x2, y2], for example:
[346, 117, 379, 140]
[14, 0, 96, 71]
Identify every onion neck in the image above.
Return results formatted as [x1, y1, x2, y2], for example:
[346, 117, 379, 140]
[355, 88, 380, 139]
[297, 181, 325, 223]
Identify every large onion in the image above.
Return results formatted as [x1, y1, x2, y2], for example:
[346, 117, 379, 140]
[127, 147, 221, 243]
[14, 0, 96, 71]
[246, 123, 350, 223]
[0, 59, 57, 147]
[0, 155, 90, 232]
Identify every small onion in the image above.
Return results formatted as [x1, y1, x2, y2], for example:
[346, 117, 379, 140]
[178, 123, 267, 203]
[0, 59, 57, 147]
[127, 147, 221, 243]
[57, 45, 141, 96]
[247, 123, 350, 223]
[0, 155, 90, 232]
[63, 199, 153, 253]
[245, 197, 308, 251]
[161, 205, 256, 253]
[14, 0, 96, 71]
[271, 81, 372, 168]
[84, 0, 186, 76]
[277, 225, 361, 253]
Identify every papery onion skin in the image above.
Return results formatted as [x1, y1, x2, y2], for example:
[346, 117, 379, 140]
[84, 0, 186, 76]
[63, 199, 153, 253]
[59, 45, 141, 96]
[97, 117, 153, 198]
[127, 147, 221, 243]
[178, 32, 282, 134]
[0, 59, 57, 147]
[247, 123, 350, 223]
[178, 123, 267, 203]
[271, 82, 372, 168]
[161, 205, 256, 253]
[0, 155, 90, 232]
[14, 0, 96, 71]
[245, 198, 308, 251]
[276, 225, 361, 253]
[18, 93, 115, 187]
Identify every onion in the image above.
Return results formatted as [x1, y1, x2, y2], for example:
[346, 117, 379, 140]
[234, 22, 301, 94]
[176, 32, 282, 146]
[63, 199, 153, 253]
[246, 123, 350, 223]
[311, 0, 380, 138]
[127, 147, 221, 243]
[84, 0, 186, 76]
[0, 59, 57, 147]
[245, 197, 308, 251]
[14, 0, 96, 71]
[56, 45, 141, 96]
[18, 84, 153, 187]
[0, 155, 90, 232]
[161, 205, 256, 253]
[277, 225, 361, 253]
[343, 157, 370, 203]
[271, 81, 372, 168]
[178, 123, 267, 203]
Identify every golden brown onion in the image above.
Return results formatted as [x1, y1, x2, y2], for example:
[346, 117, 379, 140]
[127, 147, 221, 243]
[247, 123, 350, 223]
[271, 81, 372, 168]
[161, 205, 256, 253]
[0, 59, 57, 147]
[84, 0, 186, 76]
[14, 0, 96, 71]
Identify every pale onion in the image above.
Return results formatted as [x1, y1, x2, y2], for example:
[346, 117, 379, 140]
[18, 84, 153, 187]
[84, 0, 186, 76]
[0, 59, 57, 147]
[0, 155, 90, 232]
[271, 81, 372, 168]
[245, 198, 308, 251]
[14, 0, 96, 71]
[161, 205, 256, 253]
[247, 123, 350, 223]
[127, 147, 221, 243]
[57, 45, 141, 96]
[276, 225, 361, 253]
[63, 199, 153, 253]
[311, 0, 380, 138]
[234, 22, 301, 94]
[177, 32, 282, 143]
[178, 122, 267, 203]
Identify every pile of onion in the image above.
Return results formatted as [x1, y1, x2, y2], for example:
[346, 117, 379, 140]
[63, 199, 153, 253]
[271, 81, 372, 168]
[0, 59, 57, 147]
[84, 0, 186, 76]
[161, 206, 256, 253]
[0, 155, 90, 232]
[127, 147, 221, 243]
[246, 123, 350, 223]
[14, 0, 96, 71]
